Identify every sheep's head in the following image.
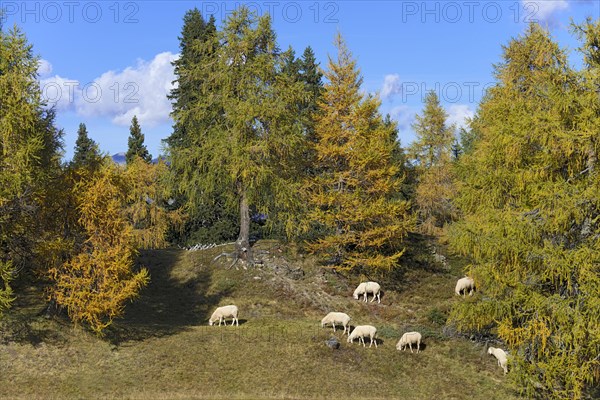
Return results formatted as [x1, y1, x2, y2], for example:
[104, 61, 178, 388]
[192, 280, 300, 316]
[487, 347, 494, 355]
[209, 319, 214, 326]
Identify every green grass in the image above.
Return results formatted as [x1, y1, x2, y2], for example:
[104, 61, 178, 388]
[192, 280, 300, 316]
[0, 241, 518, 399]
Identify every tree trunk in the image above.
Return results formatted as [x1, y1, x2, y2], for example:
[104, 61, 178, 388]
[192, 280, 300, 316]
[236, 185, 253, 264]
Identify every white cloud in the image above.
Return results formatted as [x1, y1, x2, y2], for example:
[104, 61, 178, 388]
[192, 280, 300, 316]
[37, 59, 53, 77]
[39, 75, 80, 111]
[522, 0, 569, 21]
[76, 52, 178, 127]
[390, 105, 417, 131]
[381, 74, 402, 100]
[447, 104, 474, 130]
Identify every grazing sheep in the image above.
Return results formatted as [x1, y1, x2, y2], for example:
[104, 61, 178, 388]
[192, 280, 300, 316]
[353, 282, 381, 303]
[455, 277, 475, 296]
[396, 331, 422, 353]
[488, 347, 508, 374]
[347, 325, 378, 348]
[321, 312, 351, 335]
[209, 305, 239, 326]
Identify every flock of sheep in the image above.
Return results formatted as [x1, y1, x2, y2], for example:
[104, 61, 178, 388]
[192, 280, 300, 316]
[322, 281, 422, 352]
[208, 276, 509, 374]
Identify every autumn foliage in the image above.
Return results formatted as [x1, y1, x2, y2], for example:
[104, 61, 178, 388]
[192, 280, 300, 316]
[302, 34, 414, 272]
[448, 23, 600, 399]
[49, 163, 149, 334]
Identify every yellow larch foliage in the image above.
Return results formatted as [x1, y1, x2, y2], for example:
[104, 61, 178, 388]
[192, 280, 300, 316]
[49, 163, 149, 335]
[302, 33, 414, 273]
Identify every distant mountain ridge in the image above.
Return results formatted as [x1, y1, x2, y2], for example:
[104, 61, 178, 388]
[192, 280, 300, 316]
[111, 152, 126, 165]
[111, 152, 163, 165]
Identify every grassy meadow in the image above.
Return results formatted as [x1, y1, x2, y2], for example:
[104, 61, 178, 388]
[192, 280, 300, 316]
[0, 241, 518, 399]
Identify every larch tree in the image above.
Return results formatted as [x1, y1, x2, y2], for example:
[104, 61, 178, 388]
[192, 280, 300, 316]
[302, 34, 414, 273]
[448, 23, 600, 399]
[409, 91, 457, 234]
[48, 162, 149, 335]
[170, 7, 308, 265]
[124, 157, 184, 249]
[126, 115, 151, 164]
[0, 25, 63, 314]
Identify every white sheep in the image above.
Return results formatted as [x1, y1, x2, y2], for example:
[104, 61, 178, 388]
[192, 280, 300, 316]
[353, 282, 381, 303]
[455, 276, 475, 296]
[347, 325, 378, 348]
[321, 312, 351, 335]
[209, 305, 239, 326]
[396, 331, 422, 353]
[488, 346, 508, 374]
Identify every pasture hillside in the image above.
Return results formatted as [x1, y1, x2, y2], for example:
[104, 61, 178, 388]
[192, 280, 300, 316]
[0, 241, 518, 399]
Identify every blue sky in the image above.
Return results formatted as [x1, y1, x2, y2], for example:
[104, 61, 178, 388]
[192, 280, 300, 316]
[1, 0, 598, 160]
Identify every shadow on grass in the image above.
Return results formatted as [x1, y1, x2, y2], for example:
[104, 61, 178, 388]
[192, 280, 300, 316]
[383, 232, 448, 293]
[106, 249, 232, 345]
[347, 337, 384, 348]
[0, 278, 72, 347]
[209, 318, 248, 327]
[395, 341, 428, 353]
[0, 315, 69, 347]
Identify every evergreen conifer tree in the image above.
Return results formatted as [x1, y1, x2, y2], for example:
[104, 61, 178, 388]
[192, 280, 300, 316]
[164, 10, 239, 244]
[71, 123, 102, 169]
[126, 115, 151, 164]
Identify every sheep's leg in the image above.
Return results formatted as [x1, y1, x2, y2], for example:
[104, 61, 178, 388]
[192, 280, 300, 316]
[416, 341, 420, 353]
[409, 343, 413, 353]
[377, 292, 381, 304]
[370, 336, 377, 348]
[332, 322, 336, 332]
